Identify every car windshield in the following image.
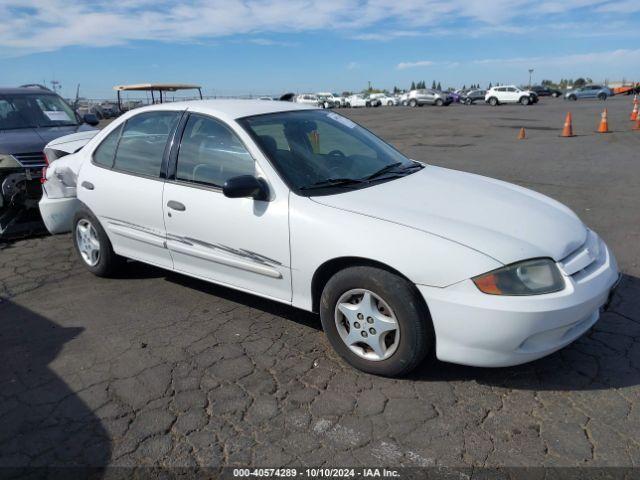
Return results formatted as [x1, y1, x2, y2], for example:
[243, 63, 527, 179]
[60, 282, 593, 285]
[0, 93, 78, 129]
[239, 110, 421, 195]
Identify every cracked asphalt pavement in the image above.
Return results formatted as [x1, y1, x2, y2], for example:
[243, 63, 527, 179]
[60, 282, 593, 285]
[1, 96, 639, 470]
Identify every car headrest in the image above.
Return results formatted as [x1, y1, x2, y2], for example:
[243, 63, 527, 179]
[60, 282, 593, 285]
[258, 135, 278, 155]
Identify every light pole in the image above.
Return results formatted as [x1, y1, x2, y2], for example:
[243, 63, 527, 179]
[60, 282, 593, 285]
[528, 69, 534, 88]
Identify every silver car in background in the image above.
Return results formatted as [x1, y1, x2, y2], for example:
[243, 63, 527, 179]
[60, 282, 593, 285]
[407, 89, 452, 107]
[565, 85, 613, 101]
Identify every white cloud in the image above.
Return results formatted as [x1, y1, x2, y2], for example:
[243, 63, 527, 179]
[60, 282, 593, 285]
[396, 60, 435, 70]
[247, 38, 296, 47]
[595, 0, 640, 13]
[0, 0, 636, 57]
[471, 48, 640, 67]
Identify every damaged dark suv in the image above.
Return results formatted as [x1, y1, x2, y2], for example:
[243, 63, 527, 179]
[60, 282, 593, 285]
[0, 86, 98, 237]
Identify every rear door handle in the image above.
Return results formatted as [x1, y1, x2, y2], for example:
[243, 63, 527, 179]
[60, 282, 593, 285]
[167, 200, 186, 211]
[81, 181, 94, 190]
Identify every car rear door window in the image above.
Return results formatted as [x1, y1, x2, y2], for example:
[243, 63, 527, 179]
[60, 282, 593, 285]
[93, 124, 123, 168]
[114, 111, 180, 177]
[176, 114, 254, 188]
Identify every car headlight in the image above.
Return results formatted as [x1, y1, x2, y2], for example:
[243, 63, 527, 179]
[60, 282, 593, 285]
[472, 258, 565, 296]
[0, 154, 21, 169]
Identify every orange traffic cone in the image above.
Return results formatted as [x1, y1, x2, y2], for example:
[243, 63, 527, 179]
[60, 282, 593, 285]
[631, 102, 638, 121]
[597, 108, 610, 133]
[634, 114, 640, 131]
[517, 127, 526, 139]
[561, 112, 575, 137]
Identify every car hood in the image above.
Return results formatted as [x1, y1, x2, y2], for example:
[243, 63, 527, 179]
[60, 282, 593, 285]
[311, 165, 586, 265]
[0, 124, 96, 154]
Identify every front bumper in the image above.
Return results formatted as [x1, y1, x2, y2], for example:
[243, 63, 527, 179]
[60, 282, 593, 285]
[418, 240, 619, 367]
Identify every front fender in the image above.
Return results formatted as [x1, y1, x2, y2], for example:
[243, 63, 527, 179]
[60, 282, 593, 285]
[289, 195, 501, 311]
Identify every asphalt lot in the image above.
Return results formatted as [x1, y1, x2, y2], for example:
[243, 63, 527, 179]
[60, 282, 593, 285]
[1, 96, 639, 471]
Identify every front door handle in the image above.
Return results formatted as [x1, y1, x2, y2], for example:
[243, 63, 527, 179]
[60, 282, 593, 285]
[167, 200, 186, 211]
[81, 181, 94, 190]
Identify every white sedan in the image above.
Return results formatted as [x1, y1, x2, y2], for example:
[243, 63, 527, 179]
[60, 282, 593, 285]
[40, 100, 620, 377]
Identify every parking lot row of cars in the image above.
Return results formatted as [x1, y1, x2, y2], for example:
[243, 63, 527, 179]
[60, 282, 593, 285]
[289, 84, 620, 109]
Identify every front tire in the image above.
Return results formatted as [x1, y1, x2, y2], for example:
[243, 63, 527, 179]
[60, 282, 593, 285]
[435, 98, 444, 106]
[520, 96, 530, 105]
[409, 99, 418, 107]
[320, 266, 433, 377]
[488, 97, 499, 106]
[598, 93, 607, 101]
[73, 207, 124, 277]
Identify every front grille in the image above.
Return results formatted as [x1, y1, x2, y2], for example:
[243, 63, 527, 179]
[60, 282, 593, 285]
[13, 152, 46, 167]
[558, 230, 602, 277]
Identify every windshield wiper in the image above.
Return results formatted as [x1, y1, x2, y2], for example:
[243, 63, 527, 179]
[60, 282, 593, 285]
[364, 161, 422, 181]
[299, 178, 365, 190]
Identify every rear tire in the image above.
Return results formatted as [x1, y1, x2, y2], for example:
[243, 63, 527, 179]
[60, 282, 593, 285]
[320, 266, 433, 377]
[72, 207, 124, 277]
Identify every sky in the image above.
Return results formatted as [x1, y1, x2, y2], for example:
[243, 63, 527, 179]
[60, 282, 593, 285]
[0, 0, 639, 99]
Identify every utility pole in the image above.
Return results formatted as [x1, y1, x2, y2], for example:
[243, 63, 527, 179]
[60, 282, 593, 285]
[51, 79, 61, 94]
[528, 69, 534, 88]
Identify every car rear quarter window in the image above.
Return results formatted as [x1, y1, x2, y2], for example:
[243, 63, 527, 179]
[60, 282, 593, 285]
[93, 124, 123, 168]
[176, 114, 254, 188]
[113, 111, 180, 177]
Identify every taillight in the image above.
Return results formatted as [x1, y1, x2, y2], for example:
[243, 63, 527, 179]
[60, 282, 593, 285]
[41, 150, 49, 184]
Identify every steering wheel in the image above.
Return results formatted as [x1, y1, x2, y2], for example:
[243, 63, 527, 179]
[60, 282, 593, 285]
[325, 150, 350, 176]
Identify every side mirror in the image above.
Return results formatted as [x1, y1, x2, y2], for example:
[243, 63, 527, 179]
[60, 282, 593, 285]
[223, 175, 268, 201]
[83, 113, 99, 126]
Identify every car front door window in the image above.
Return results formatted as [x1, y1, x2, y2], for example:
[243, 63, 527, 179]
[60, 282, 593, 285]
[176, 114, 255, 188]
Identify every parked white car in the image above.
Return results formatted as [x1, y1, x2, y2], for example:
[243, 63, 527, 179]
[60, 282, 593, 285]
[345, 94, 380, 108]
[294, 94, 320, 106]
[369, 93, 397, 106]
[40, 100, 620, 377]
[345, 94, 365, 107]
[317, 92, 344, 108]
[485, 85, 536, 106]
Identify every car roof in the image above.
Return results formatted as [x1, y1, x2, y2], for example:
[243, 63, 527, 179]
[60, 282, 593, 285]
[123, 99, 318, 121]
[0, 87, 60, 96]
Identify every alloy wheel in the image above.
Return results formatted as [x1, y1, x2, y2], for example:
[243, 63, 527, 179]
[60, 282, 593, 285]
[334, 289, 400, 361]
[76, 219, 101, 267]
